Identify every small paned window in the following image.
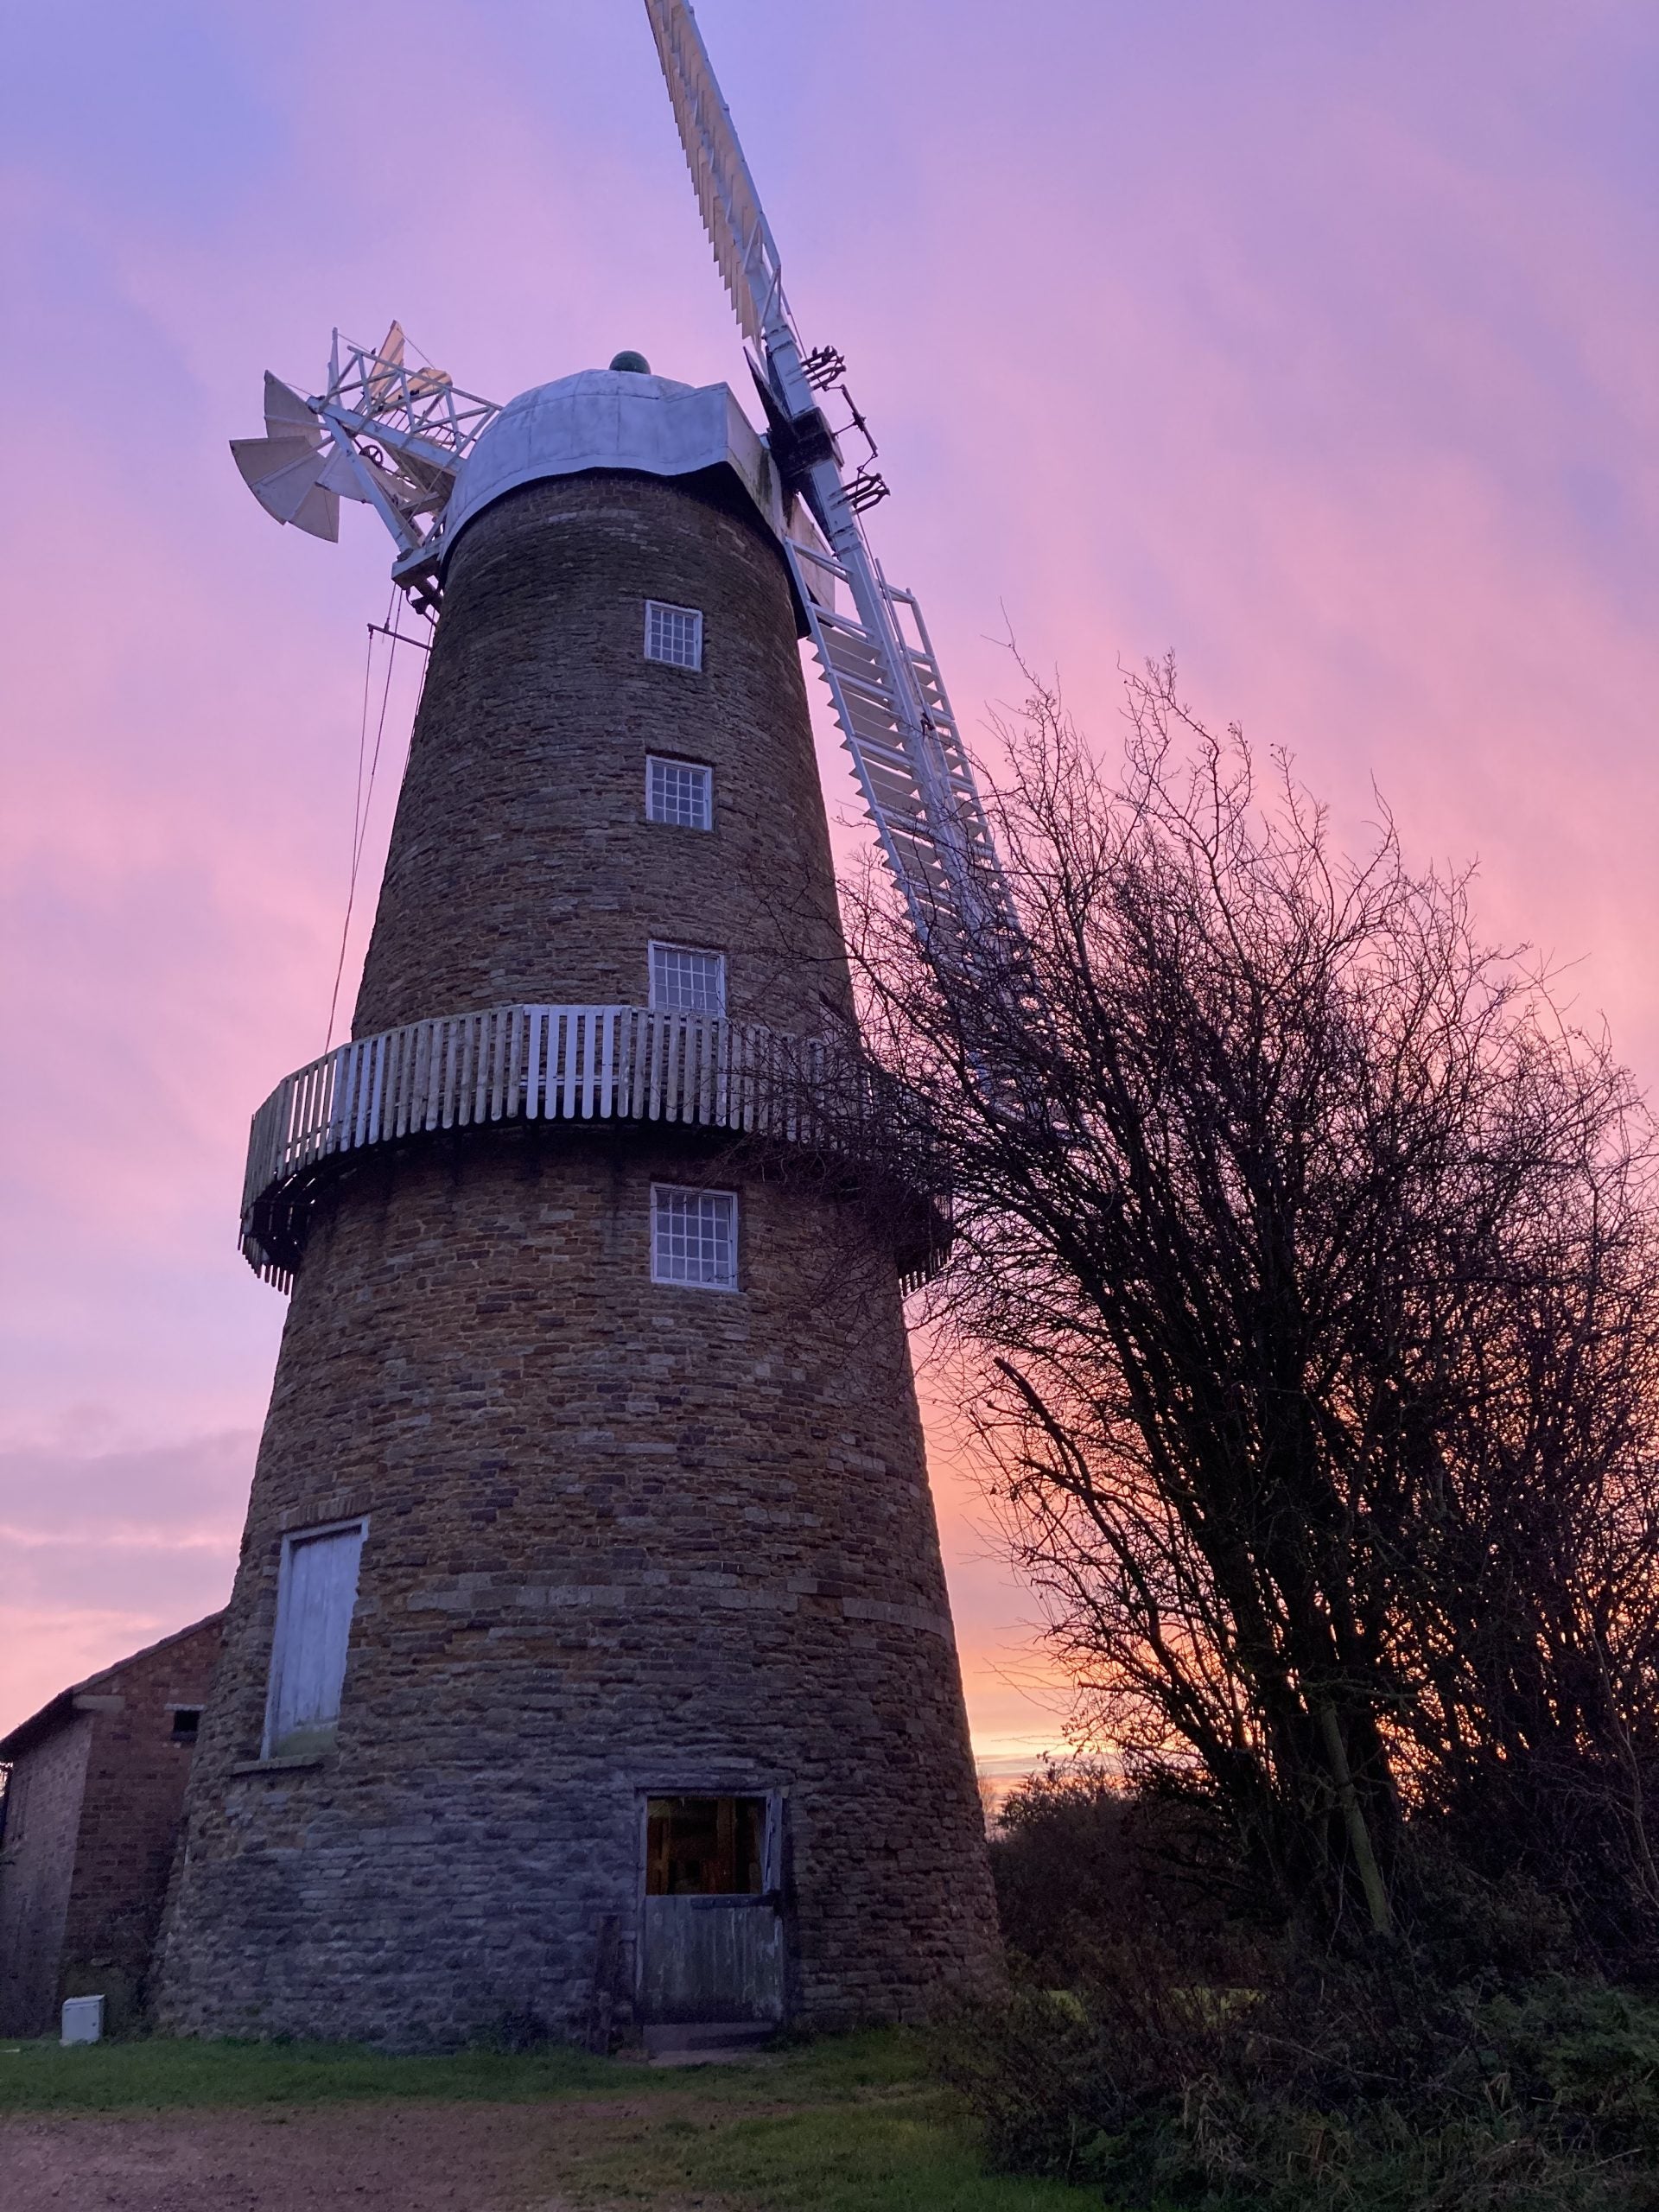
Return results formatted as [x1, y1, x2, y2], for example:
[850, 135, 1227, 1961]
[264, 1521, 365, 1759]
[645, 600, 703, 671]
[169, 1708, 202, 1745]
[645, 755, 713, 830]
[649, 941, 726, 1016]
[652, 1185, 738, 1290]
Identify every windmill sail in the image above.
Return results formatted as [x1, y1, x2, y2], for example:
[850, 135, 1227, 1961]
[229, 333, 500, 603]
[226, 6, 1024, 971]
[231, 380, 340, 542]
[644, 0, 1022, 978]
[642, 0, 784, 349]
[260, 372, 318, 441]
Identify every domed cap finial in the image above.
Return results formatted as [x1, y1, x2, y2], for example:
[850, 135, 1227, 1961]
[608, 349, 652, 374]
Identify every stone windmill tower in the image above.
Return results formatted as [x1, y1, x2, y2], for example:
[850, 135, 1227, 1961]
[156, 1, 1007, 2049]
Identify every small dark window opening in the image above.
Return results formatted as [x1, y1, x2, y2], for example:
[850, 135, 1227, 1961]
[170, 1708, 202, 1745]
[646, 1795, 766, 1896]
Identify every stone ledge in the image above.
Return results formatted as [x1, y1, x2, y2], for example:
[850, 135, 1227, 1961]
[396, 1580, 953, 1634]
[840, 1596, 956, 1641]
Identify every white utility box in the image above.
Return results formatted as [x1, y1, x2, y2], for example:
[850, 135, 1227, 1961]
[60, 1995, 105, 2045]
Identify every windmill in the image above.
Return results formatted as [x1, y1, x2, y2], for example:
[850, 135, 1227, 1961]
[232, 2, 1019, 967]
[175, 0, 1008, 2049]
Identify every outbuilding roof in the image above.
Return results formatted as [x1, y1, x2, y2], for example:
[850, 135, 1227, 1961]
[0, 1611, 226, 1762]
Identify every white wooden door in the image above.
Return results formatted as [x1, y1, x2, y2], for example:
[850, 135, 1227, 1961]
[266, 1523, 364, 1757]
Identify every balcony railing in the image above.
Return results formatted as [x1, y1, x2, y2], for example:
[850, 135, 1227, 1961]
[240, 1003, 930, 1288]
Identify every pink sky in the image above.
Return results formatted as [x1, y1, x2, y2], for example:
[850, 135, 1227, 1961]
[3, 2, 1656, 1767]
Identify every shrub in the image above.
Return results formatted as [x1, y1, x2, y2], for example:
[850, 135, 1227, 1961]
[990, 1769, 1267, 1991]
[940, 1963, 1659, 2210]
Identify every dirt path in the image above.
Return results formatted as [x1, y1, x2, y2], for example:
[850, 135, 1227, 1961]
[0, 2099, 659, 2212]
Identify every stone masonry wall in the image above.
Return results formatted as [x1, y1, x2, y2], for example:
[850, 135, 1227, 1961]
[156, 1134, 999, 2046]
[156, 451, 1001, 2046]
[353, 471, 850, 1039]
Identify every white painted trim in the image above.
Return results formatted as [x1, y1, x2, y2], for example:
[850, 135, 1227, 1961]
[645, 754, 714, 830]
[647, 942, 727, 1017]
[643, 598, 704, 671]
[650, 1182, 741, 1293]
[261, 1517, 368, 1761]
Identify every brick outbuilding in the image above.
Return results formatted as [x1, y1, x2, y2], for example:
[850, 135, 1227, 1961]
[0, 1612, 224, 2036]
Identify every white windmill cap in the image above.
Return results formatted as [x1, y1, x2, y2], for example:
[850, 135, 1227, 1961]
[441, 365, 786, 557]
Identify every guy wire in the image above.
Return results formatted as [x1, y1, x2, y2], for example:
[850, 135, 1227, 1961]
[324, 589, 401, 1054]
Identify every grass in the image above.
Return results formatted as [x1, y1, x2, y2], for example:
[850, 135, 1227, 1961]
[0, 2024, 913, 2116]
[0, 2025, 1106, 2211]
[0, 2031, 633, 2113]
[581, 2090, 1109, 2209]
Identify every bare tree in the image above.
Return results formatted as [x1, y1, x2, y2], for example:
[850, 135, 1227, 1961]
[844, 660, 1659, 1951]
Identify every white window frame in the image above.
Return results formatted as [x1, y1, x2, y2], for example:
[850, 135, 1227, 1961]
[644, 600, 703, 671]
[648, 941, 727, 1017]
[261, 1516, 367, 1760]
[645, 754, 714, 830]
[651, 1184, 740, 1292]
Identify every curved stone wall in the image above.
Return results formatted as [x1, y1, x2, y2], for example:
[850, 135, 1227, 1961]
[156, 460, 1001, 2045]
[156, 1136, 995, 2043]
[354, 471, 849, 1037]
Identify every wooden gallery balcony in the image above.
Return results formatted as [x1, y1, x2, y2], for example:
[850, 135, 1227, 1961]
[239, 1003, 945, 1292]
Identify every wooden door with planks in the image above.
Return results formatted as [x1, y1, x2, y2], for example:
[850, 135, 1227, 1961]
[638, 1793, 784, 2024]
